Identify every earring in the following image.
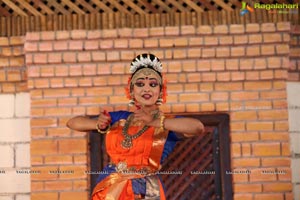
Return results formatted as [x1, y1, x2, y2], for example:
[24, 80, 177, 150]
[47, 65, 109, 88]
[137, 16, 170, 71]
[156, 93, 163, 105]
[128, 93, 135, 106]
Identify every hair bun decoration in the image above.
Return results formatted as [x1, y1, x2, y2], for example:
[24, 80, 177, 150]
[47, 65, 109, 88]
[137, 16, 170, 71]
[130, 53, 162, 74]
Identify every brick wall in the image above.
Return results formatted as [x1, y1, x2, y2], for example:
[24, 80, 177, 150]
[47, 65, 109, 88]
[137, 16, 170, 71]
[0, 22, 298, 200]
[23, 22, 294, 200]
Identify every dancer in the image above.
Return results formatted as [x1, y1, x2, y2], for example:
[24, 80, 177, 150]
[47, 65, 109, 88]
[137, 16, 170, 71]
[67, 53, 204, 199]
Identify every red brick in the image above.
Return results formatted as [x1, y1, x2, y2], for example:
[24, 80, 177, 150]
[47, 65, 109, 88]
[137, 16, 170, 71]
[249, 34, 262, 43]
[261, 23, 276, 32]
[132, 28, 148, 38]
[253, 142, 281, 156]
[217, 72, 230, 81]
[211, 92, 229, 101]
[69, 65, 82, 76]
[129, 39, 143, 48]
[233, 158, 260, 167]
[173, 49, 187, 59]
[241, 143, 251, 156]
[225, 59, 239, 70]
[53, 41, 68, 50]
[276, 44, 289, 54]
[231, 91, 258, 101]
[246, 24, 260, 33]
[231, 171, 249, 183]
[41, 31, 55, 40]
[73, 180, 88, 190]
[39, 41, 53, 51]
[216, 102, 229, 111]
[261, 90, 286, 99]
[230, 122, 245, 131]
[199, 83, 214, 91]
[278, 168, 292, 181]
[246, 46, 260, 56]
[201, 72, 216, 82]
[50, 78, 64, 87]
[33, 53, 47, 64]
[31, 181, 44, 191]
[197, 26, 212, 34]
[263, 33, 282, 43]
[48, 53, 62, 63]
[219, 36, 233, 45]
[231, 71, 245, 81]
[202, 48, 215, 58]
[250, 168, 277, 182]
[31, 118, 57, 127]
[58, 138, 87, 154]
[24, 42, 38, 52]
[187, 48, 201, 58]
[204, 36, 218, 45]
[45, 155, 73, 164]
[261, 45, 275, 55]
[234, 183, 262, 193]
[78, 52, 91, 62]
[216, 47, 230, 57]
[59, 165, 88, 179]
[197, 60, 210, 71]
[63, 52, 76, 63]
[187, 73, 201, 82]
[43, 88, 70, 97]
[165, 26, 180, 35]
[277, 22, 290, 31]
[34, 78, 49, 88]
[79, 97, 107, 105]
[275, 121, 289, 131]
[60, 192, 88, 200]
[31, 192, 58, 200]
[233, 35, 247, 44]
[230, 47, 245, 57]
[200, 102, 215, 111]
[69, 40, 84, 50]
[261, 158, 290, 167]
[233, 194, 253, 200]
[181, 25, 195, 35]
[244, 81, 272, 90]
[189, 37, 203, 46]
[214, 25, 229, 34]
[247, 122, 273, 131]
[245, 101, 272, 110]
[179, 93, 209, 102]
[260, 70, 274, 79]
[0, 37, 9, 45]
[254, 194, 284, 200]
[45, 180, 73, 191]
[71, 30, 87, 39]
[31, 139, 58, 155]
[258, 110, 288, 120]
[231, 111, 257, 120]
[230, 25, 245, 34]
[231, 143, 241, 157]
[171, 104, 186, 112]
[56, 31, 70, 40]
[215, 82, 242, 91]
[39, 66, 54, 77]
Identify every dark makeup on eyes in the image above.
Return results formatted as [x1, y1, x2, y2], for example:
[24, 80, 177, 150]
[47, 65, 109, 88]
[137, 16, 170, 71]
[134, 77, 159, 88]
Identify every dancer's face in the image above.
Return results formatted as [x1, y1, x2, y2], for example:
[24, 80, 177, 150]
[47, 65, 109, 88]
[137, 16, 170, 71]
[132, 74, 160, 107]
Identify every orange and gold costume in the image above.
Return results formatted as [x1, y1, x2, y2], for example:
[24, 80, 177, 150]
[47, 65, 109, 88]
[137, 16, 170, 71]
[91, 111, 178, 200]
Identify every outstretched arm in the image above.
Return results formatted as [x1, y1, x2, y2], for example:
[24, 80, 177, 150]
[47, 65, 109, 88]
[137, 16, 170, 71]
[66, 111, 111, 132]
[163, 117, 204, 137]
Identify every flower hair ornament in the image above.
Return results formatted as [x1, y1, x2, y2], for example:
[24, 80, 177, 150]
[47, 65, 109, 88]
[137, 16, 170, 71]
[125, 53, 167, 106]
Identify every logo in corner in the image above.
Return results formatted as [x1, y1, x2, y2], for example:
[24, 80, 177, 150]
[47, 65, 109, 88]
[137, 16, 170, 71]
[240, 2, 254, 16]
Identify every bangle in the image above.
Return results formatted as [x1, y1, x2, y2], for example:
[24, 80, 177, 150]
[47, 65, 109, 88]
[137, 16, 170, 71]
[96, 122, 111, 134]
[160, 115, 166, 131]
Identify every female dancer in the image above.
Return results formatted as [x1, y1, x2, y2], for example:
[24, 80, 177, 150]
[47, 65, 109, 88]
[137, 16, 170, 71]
[67, 53, 204, 199]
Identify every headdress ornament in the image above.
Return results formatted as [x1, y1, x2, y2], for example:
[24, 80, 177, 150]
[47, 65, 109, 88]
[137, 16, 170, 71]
[125, 53, 167, 106]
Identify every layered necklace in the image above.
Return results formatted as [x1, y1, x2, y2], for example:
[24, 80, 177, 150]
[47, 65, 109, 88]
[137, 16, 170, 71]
[121, 112, 159, 149]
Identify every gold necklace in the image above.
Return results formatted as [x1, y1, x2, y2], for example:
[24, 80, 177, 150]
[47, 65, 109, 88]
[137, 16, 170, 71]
[121, 112, 159, 149]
